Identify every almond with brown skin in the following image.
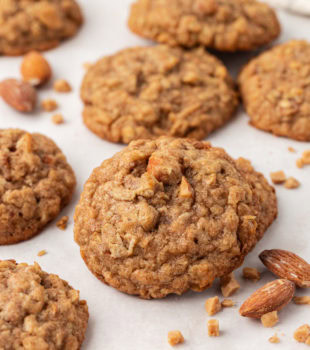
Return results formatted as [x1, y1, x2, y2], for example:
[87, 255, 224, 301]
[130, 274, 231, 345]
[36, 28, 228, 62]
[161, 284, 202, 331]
[239, 279, 295, 318]
[0, 79, 37, 112]
[259, 249, 310, 288]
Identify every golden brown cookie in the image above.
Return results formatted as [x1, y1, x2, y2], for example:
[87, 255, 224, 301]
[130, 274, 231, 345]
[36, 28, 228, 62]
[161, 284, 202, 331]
[0, 260, 88, 349]
[81, 45, 238, 144]
[0, 0, 83, 56]
[74, 137, 277, 299]
[239, 40, 310, 141]
[0, 129, 76, 245]
[128, 0, 280, 52]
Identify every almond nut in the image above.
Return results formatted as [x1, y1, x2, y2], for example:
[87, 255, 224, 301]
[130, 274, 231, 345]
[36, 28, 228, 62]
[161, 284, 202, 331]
[21, 51, 52, 86]
[259, 249, 310, 288]
[0, 79, 37, 112]
[239, 279, 295, 318]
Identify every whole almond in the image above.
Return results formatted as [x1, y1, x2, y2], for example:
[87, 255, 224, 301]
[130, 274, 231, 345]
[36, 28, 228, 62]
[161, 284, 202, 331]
[239, 279, 295, 318]
[259, 249, 310, 288]
[21, 51, 51, 86]
[0, 79, 37, 112]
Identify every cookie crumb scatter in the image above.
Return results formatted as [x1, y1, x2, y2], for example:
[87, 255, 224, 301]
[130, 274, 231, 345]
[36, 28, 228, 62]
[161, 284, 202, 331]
[242, 267, 261, 281]
[167, 331, 184, 346]
[41, 98, 58, 112]
[208, 319, 219, 337]
[220, 273, 240, 297]
[261, 311, 279, 328]
[293, 296, 310, 305]
[37, 250, 47, 257]
[56, 216, 69, 230]
[302, 150, 310, 165]
[205, 296, 222, 316]
[296, 158, 304, 169]
[52, 114, 64, 125]
[284, 177, 300, 189]
[269, 334, 280, 343]
[53, 79, 72, 93]
[294, 324, 310, 343]
[270, 171, 286, 184]
[221, 299, 235, 307]
[288, 147, 296, 153]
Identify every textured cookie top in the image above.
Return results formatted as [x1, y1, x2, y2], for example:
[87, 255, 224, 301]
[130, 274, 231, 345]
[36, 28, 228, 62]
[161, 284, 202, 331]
[0, 260, 88, 350]
[0, 129, 76, 244]
[128, 0, 280, 51]
[74, 137, 277, 299]
[239, 40, 310, 141]
[81, 45, 238, 144]
[0, 0, 83, 55]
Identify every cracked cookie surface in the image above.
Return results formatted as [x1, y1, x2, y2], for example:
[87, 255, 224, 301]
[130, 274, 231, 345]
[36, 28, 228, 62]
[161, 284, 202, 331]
[81, 45, 238, 144]
[0, 129, 76, 245]
[128, 0, 280, 52]
[0, 260, 88, 350]
[239, 40, 310, 141]
[0, 0, 83, 55]
[74, 137, 277, 299]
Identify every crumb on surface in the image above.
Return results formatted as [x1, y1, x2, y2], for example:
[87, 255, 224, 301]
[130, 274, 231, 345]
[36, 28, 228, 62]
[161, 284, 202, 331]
[52, 114, 64, 124]
[296, 158, 304, 168]
[208, 319, 219, 337]
[294, 324, 310, 343]
[56, 216, 69, 230]
[41, 98, 58, 112]
[37, 250, 47, 257]
[220, 273, 240, 297]
[221, 299, 235, 307]
[288, 147, 296, 153]
[242, 267, 261, 281]
[53, 79, 71, 93]
[270, 171, 286, 184]
[269, 333, 280, 343]
[293, 296, 310, 305]
[284, 177, 300, 189]
[261, 311, 279, 328]
[205, 296, 221, 316]
[168, 331, 184, 346]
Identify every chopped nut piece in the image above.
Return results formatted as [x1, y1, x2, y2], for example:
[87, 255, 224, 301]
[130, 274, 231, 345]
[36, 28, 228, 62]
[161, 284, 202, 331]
[270, 171, 286, 184]
[53, 79, 71, 92]
[296, 158, 304, 168]
[41, 98, 58, 112]
[220, 273, 240, 297]
[293, 296, 310, 305]
[269, 334, 280, 343]
[37, 250, 47, 257]
[205, 296, 222, 316]
[167, 331, 184, 346]
[208, 319, 219, 337]
[21, 51, 51, 87]
[56, 216, 68, 230]
[284, 177, 300, 189]
[221, 299, 235, 307]
[294, 324, 310, 343]
[179, 176, 193, 198]
[52, 114, 64, 125]
[302, 150, 310, 165]
[243, 267, 261, 281]
[261, 311, 279, 328]
[288, 147, 296, 153]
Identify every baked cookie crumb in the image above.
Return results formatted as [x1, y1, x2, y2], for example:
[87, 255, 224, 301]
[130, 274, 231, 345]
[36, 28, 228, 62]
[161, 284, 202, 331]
[168, 331, 184, 346]
[302, 150, 310, 165]
[52, 113, 64, 124]
[208, 319, 219, 337]
[294, 324, 310, 343]
[220, 273, 240, 297]
[37, 250, 47, 257]
[261, 311, 278, 328]
[288, 147, 296, 153]
[269, 334, 280, 343]
[41, 98, 58, 112]
[57, 216, 69, 230]
[242, 267, 261, 281]
[205, 296, 221, 316]
[221, 299, 235, 307]
[284, 177, 300, 189]
[54, 79, 72, 93]
[293, 296, 310, 305]
[270, 171, 286, 184]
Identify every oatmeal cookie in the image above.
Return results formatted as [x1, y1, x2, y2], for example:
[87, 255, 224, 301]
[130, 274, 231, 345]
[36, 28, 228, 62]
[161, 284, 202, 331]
[239, 40, 310, 141]
[128, 0, 280, 52]
[74, 137, 277, 299]
[81, 45, 238, 144]
[0, 260, 88, 350]
[0, 0, 83, 56]
[0, 129, 76, 245]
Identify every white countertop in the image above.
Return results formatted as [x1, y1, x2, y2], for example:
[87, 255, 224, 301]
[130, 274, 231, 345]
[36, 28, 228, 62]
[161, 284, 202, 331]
[0, 1, 309, 349]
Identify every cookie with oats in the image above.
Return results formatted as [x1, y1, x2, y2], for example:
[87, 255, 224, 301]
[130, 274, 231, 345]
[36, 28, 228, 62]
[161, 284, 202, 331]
[128, 0, 280, 52]
[239, 40, 310, 141]
[0, 260, 88, 350]
[0, 129, 76, 245]
[74, 137, 277, 299]
[81, 45, 238, 144]
[0, 0, 83, 56]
